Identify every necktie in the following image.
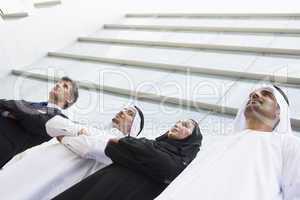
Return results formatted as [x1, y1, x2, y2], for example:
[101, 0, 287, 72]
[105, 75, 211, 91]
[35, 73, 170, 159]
[30, 102, 48, 110]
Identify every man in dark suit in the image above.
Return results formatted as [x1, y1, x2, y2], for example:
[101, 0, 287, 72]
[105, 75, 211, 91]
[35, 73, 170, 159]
[0, 76, 79, 168]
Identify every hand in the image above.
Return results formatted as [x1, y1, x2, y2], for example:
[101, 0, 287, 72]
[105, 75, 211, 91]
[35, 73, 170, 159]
[7, 113, 16, 119]
[108, 138, 119, 144]
[56, 136, 64, 143]
[78, 128, 89, 136]
[1, 111, 16, 119]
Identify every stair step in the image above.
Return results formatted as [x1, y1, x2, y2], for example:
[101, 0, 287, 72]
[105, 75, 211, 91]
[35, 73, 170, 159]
[125, 13, 300, 18]
[11, 69, 300, 130]
[121, 17, 297, 29]
[91, 29, 300, 50]
[0, 11, 28, 19]
[34, 0, 61, 8]
[78, 37, 300, 57]
[104, 24, 300, 35]
[48, 51, 300, 85]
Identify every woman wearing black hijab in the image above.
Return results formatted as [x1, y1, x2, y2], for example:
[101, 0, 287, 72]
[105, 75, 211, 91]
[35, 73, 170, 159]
[54, 119, 202, 200]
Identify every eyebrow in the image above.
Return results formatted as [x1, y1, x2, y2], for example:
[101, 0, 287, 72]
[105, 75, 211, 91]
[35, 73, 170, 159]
[249, 88, 275, 97]
[262, 89, 275, 96]
[125, 108, 136, 113]
[183, 120, 194, 127]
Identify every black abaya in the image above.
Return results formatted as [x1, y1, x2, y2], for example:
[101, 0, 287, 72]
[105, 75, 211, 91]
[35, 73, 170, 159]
[54, 123, 202, 200]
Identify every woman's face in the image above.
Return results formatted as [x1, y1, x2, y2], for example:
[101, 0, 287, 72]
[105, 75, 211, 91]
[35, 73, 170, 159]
[168, 119, 196, 140]
[112, 107, 136, 135]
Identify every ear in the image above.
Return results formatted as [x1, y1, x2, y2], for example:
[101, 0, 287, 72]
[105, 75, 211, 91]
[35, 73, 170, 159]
[66, 98, 72, 104]
[65, 93, 73, 104]
[64, 95, 73, 109]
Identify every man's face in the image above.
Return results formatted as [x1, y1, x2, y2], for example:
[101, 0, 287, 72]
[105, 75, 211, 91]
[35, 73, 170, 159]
[49, 80, 73, 108]
[168, 119, 195, 140]
[112, 107, 136, 135]
[244, 87, 280, 126]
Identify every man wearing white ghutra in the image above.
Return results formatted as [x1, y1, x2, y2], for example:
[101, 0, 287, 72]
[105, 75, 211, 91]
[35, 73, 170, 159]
[156, 85, 300, 200]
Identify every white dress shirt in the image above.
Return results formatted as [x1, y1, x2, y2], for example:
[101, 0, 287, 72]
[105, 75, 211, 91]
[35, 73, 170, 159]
[45, 116, 84, 137]
[47, 102, 62, 111]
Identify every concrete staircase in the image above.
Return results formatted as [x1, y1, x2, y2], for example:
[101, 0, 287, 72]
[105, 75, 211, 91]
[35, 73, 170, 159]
[5, 13, 300, 138]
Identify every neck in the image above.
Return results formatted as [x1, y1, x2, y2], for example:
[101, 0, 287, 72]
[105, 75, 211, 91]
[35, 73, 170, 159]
[48, 98, 64, 109]
[112, 123, 129, 136]
[246, 118, 273, 132]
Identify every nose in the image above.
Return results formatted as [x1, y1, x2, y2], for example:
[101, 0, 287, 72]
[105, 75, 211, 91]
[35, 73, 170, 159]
[175, 123, 182, 128]
[251, 92, 260, 100]
[56, 82, 62, 88]
[118, 111, 125, 117]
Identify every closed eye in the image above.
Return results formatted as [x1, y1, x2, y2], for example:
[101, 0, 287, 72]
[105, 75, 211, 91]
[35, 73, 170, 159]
[125, 109, 135, 116]
[261, 90, 275, 99]
[63, 83, 69, 89]
[128, 111, 134, 116]
[248, 92, 254, 99]
[182, 121, 189, 128]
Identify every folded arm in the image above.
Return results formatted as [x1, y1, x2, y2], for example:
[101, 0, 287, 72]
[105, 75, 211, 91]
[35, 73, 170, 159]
[0, 99, 55, 136]
[61, 134, 113, 165]
[45, 115, 83, 137]
[105, 137, 184, 184]
[0, 99, 20, 119]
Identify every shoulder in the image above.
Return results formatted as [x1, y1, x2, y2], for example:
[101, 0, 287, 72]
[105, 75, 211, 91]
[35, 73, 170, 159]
[58, 112, 68, 119]
[20, 100, 35, 105]
[282, 134, 300, 157]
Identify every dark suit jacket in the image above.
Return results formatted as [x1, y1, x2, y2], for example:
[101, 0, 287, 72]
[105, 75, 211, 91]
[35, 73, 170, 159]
[0, 99, 68, 168]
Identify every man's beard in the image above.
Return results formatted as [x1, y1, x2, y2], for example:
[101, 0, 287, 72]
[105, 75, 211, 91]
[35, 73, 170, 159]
[245, 104, 277, 128]
[51, 93, 65, 106]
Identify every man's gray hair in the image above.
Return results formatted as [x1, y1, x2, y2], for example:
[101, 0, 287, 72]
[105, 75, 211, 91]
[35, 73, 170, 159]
[61, 76, 79, 109]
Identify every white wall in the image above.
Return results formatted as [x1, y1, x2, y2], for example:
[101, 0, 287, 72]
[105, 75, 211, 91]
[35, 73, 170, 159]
[0, 0, 123, 78]
[1, 0, 300, 79]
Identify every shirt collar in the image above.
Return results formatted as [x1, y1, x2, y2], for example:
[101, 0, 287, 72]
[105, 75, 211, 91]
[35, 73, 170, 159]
[47, 102, 62, 111]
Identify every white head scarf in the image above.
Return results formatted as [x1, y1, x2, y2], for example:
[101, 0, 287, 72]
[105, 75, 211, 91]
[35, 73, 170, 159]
[233, 84, 292, 134]
[109, 105, 144, 137]
[129, 105, 144, 137]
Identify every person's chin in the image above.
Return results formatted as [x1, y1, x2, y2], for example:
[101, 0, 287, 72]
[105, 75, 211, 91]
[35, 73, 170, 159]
[246, 107, 271, 122]
[112, 117, 118, 123]
[167, 132, 176, 139]
[245, 105, 260, 119]
[49, 91, 55, 98]
[112, 121, 119, 128]
[51, 92, 61, 101]
[51, 89, 59, 95]
[246, 103, 261, 112]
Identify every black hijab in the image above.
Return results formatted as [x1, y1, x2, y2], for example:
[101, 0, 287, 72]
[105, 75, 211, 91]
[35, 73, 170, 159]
[154, 120, 202, 166]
